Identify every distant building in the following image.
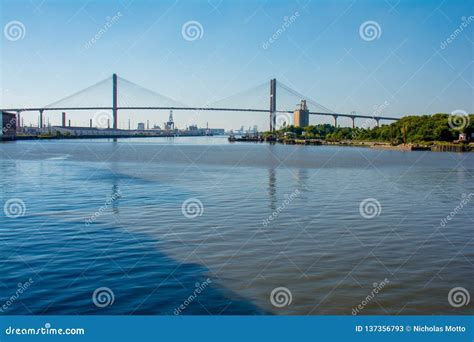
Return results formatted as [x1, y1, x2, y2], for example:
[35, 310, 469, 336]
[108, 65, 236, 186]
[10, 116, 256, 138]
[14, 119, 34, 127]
[459, 133, 468, 142]
[1, 111, 17, 139]
[293, 100, 309, 127]
[51, 126, 131, 136]
[209, 128, 225, 135]
[137, 122, 145, 130]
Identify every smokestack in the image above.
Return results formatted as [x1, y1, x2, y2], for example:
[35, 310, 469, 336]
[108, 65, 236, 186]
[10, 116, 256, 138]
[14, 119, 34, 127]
[68, 120, 71, 127]
[147, 120, 149, 130]
[62, 112, 66, 127]
[107, 119, 110, 129]
[90, 119, 92, 128]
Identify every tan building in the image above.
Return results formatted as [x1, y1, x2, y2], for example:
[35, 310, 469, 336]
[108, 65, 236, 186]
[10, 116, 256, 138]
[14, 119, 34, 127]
[293, 100, 309, 127]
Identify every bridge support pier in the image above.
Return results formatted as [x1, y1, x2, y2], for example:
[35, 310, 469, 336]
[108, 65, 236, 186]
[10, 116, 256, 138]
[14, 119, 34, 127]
[269, 78, 276, 132]
[39, 110, 44, 128]
[16, 111, 21, 131]
[333, 115, 338, 127]
[375, 118, 380, 127]
[351, 116, 355, 128]
[113, 73, 118, 130]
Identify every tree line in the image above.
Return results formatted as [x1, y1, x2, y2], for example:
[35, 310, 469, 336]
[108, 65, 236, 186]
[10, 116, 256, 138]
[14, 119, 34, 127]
[271, 113, 474, 143]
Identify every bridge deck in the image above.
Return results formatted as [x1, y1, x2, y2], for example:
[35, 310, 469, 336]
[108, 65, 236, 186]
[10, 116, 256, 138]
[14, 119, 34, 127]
[1, 106, 399, 121]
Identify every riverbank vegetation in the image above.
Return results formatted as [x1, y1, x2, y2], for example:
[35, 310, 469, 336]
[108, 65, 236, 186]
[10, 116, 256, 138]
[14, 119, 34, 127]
[267, 113, 474, 144]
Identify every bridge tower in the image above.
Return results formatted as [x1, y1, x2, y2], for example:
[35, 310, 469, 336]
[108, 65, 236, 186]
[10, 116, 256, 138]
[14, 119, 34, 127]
[269, 78, 276, 132]
[113, 73, 118, 129]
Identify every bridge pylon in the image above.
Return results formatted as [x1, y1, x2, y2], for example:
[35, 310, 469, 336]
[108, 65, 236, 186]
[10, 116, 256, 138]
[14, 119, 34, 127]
[269, 78, 276, 132]
[113, 73, 118, 129]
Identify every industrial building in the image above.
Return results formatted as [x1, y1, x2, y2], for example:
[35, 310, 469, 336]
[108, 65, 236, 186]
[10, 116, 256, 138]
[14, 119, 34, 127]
[293, 100, 309, 127]
[1, 111, 17, 139]
[51, 126, 132, 136]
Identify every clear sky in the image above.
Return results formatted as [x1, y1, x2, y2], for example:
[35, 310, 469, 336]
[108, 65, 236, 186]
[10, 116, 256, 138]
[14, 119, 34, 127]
[1, 0, 473, 130]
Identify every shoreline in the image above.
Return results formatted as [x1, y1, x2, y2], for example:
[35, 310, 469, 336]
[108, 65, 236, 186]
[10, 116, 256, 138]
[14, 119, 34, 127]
[1, 134, 472, 152]
[229, 136, 473, 152]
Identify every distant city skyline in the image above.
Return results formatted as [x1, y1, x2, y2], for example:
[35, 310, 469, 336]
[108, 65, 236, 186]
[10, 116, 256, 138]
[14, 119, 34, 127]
[1, 0, 473, 129]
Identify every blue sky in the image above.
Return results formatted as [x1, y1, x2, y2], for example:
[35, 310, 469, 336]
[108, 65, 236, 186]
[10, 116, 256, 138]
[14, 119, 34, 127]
[1, 0, 473, 129]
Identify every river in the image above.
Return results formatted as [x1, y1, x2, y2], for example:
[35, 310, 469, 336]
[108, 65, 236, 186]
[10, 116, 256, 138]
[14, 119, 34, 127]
[0, 137, 472, 315]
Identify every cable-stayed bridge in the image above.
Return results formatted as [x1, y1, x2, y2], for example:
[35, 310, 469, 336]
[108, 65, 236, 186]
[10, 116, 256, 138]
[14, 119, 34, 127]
[1, 74, 399, 131]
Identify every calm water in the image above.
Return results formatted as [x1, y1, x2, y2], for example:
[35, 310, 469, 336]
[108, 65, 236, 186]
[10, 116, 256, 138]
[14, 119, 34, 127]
[1, 137, 473, 315]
